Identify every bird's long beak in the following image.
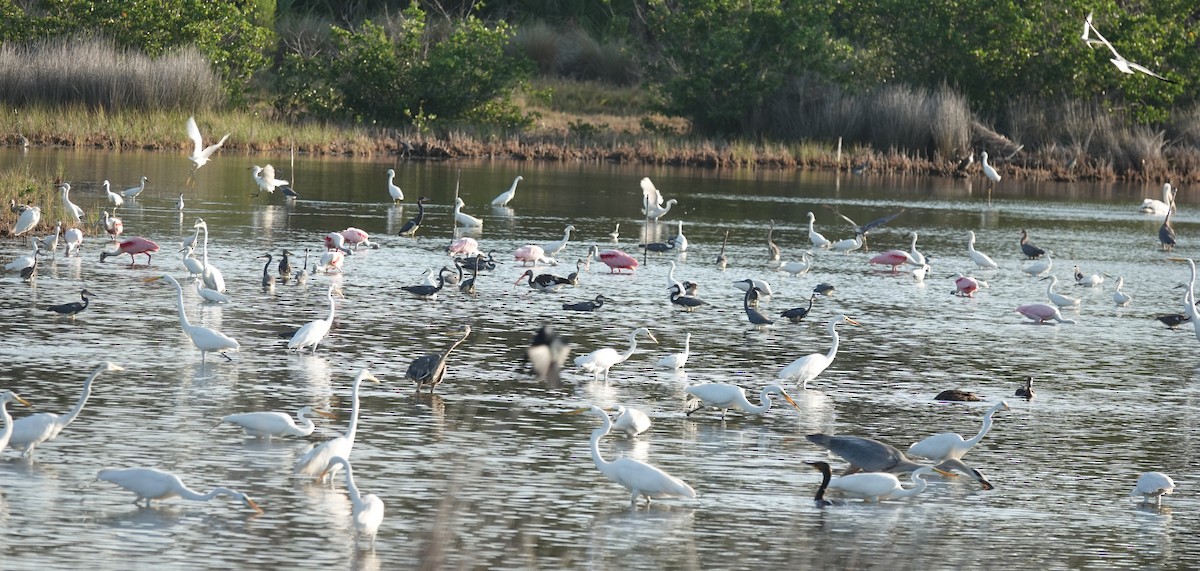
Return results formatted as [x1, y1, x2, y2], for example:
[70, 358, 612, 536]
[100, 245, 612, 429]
[843, 317, 862, 326]
[566, 407, 591, 415]
[933, 467, 957, 477]
[244, 496, 264, 514]
[647, 333, 659, 344]
[314, 409, 338, 419]
[781, 392, 800, 410]
[142, 276, 163, 283]
[14, 395, 31, 407]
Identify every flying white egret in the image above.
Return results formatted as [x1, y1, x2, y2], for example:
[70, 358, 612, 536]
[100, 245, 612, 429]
[147, 275, 239, 361]
[491, 175, 523, 207]
[574, 327, 658, 381]
[58, 183, 84, 224]
[610, 405, 652, 437]
[186, 115, 230, 169]
[97, 467, 262, 512]
[684, 383, 799, 420]
[123, 176, 149, 199]
[0, 391, 33, 453]
[778, 315, 861, 388]
[640, 177, 677, 220]
[214, 406, 337, 439]
[322, 456, 385, 546]
[1083, 14, 1175, 83]
[251, 165, 289, 196]
[571, 405, 696, 506]
[288, 285, 340, 353]
[386, 168, 404, 203]
[295, 369, 380, 482]
[453, 197, 483, 228]
[966, 231, 998, 269]
[907, 401, 1010, 462]
[655, 333, 690, 370]
[1131, 472, 1176, 504]
[6, 362, 124, 458]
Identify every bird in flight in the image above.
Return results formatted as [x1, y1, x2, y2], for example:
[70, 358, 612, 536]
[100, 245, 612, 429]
[1082, 12, 1175, 83]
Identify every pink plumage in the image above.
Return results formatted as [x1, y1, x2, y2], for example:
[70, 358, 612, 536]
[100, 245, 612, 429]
[598, 249, 638, 273]
[340, 227, 370, 249]
[100, 236, 160, 265]
[868, 250, 915, 272]
[513, 244, 546, 266]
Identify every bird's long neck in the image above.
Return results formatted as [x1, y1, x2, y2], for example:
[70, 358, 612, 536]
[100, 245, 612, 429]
[295, 411, 317, 436]
[441, 331, 469, 361]
[621, 332, 641, 362]
[683, 335, 690, 355]
[261, 258, 271, 277]
[180, 485, 237, 503]
[965, 406, 1001, 447]
[747, 388, 775, 414]
[345, 378, 366, 443]
[588, 415, 614, 471]
[824, 322, 841, 361]
[58, 368, 103, 428]
[888, 471, 930, 498]
[1, 401, 14, 444]
[168, 277, 193, 330]
[415, 201, 425, 221]
[200, 226, 210, 265]
[325, 288, 337, 322]
[340, 461, 365, 506]
[813, 464, 832, 503]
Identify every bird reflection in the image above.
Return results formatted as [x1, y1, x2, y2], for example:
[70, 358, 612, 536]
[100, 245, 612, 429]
[95, 505, 185, 529]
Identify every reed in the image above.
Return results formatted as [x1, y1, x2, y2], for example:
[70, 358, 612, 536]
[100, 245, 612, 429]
[0, 163, 82, 237]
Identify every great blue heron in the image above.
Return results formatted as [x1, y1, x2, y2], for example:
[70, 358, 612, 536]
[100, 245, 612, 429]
[406, 325, 471, 392]
[806, 433, 994, 490]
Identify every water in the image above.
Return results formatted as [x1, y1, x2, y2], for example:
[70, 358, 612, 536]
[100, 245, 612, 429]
[1, 148, 1197, 569]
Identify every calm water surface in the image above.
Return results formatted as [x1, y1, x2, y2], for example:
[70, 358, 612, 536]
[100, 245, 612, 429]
[1, 148, 1197, 569]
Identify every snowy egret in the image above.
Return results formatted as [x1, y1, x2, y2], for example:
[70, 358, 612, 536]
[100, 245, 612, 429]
[1042, 276, 1080, 308]
[541, 225, 575, 257]
[1111, 276, 1131, 306]
[12, 204, 40, 236]
[807, 212, 831, 249]
[1074, 265, 1105, 287]
[571, 405, 696, 506]
[778, 315, 860, 388]
[453, 197, 482, 228]
[1023, 252, 1053, 277]
[122, 176, 149, 199]
[102, 180, 123, 208]
[491, 175, 523, 207]
[610, 406, 652, 437]
[288, 285, 340, 353]
[981, 151, 1001, 182]
[655, 333, 690, 370]
[185, 115, 230, 169]
[58, 183, 84, 223]
[966, 231, 998, 269]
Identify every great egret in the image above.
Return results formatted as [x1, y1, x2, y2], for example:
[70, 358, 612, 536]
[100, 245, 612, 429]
[563, 294, 613, 312]
[1139, 183, 1175, 215]
[322, 456, 385, 546]
[406, 325, 471, 392]
[656, 333, 690, 370]
[1042, 275, 1080, 308]
[1168, 257, 1200, 342]
[102, 180, 123, 208]
[804, 461, 847, 507]
[610, 405, 652, 437]
[398, 196, 429, 236]
[453, 197, 483, 228]
[97, 467, 261, 512]
[215, 406, 337, 439]
[571, 405, 695, 506]
[295, 369, 380, 482]
[58, 183, 84, 223]
[685, 383, 799, 420]
[45, 288, 94, 319]
[806, 433, 994, 489]
[807, 212, 831, 249]
[6, 362, 123, 457]
[1131, 472, 1176, 504]
[251, 165, 291, 196]
[0, 391, 33, 453]
[491, 175, 523, 207]
[1019, 229, 1045, 259]
[147, 275, 240, 361]
[122, 176, 149, 199]
[640, 177, 677, 221]
[826, 466, 939, 502]
[1016, 303, 1077, 325]
[516, 269, 571, 292]
[541, 225, 575, 257]
[1112, 276, 1132, 306]
[908, 401, 1010, 462]
[574, 327, 657, 381]
[1015, 377, 1035, 399]
[981, 151, 1001, 182]
[1023, 252, 1054, 277]
[193, 219, 225, 293]
[778, 315, 861, 388]
[288, 285, 340, 353]
[966, 231, 998, 269]
[1082, 14, 1175, 83]
[186, 115, 230, 169]
[386, 168, 404, 203]
[779, 253, 813, 277]
[674, 220, 688, 252]
[12, 204, 41, 237]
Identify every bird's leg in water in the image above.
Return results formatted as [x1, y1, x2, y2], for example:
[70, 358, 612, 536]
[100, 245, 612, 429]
[221, 352, 233, 362]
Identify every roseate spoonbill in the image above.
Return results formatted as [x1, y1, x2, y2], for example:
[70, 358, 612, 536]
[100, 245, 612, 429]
[1, 391, 32, 453]
[716, 231, 729, 269]
[1160, 207, 1176, 251]
[100, 210, 123, 241]
[780, 294, 817, 323]
[934, 389, 983, 402]
[12, 205, 40, 236]
[823, 206, 905, 249]
[1083, 13, 1175, 82]
[598, 249, 638, 273]
[406, 325, 471, 392]
[289, 285, 340, 352]
[1015, 377, 1035, 399]
[805, 433, 993, 489]
[322, 456, 385, 546]
[684, 383, 798, 420]
[448, 236, 479, 257]
[908, 401, 1010, 462]
[825, 466, 939, 502]
[5, 362, 123, 458]
[966, 231, 998, 269]
[340, 227, 371, 249]
[122, 176, 148, 199]
[45, 289, 93, 319]
[766, 220, 781, 261]
[324, 232, 353, 255]
[294, 369, 380, 482]
[611, 406, 651, 437]
[1131, 472, 1176, 504]
[147, 275, 240, 360]
[1074, 265, 1105, 287]
[1023, 252, 1053, 277]
[656, 333, 690, 370]
[981, 151, 1001, 182]
[513, 244, 547, 266]
[1019, 229, 1045, 259]
[59, 183, 84, 223]
[97, 467, 261, 512]
[575, 327, 657, 381]
[908, 231, 926, 265]
[569, 405, 696, 506]
[869, 249, 917, 272]
[778, 315, 860, 388]
[780, 253, 813, 276]
[214, 406, 336, 439]
[1112, 276, 1132, 306]
[453, 197, 482, 228]
[804, 461, 848, 507]
[1042, 275, 1079, 308]
[386, 168, 404, 202]
[491, 175, 523, 207]
[541, 225, 575, 256]
[1016, 303, 1077, 325]
[1139, 183, 1175, 215]
[100, 237, 160, 265]
[63, 227, 83, 256]
[563, 295, 612, 312]
[954, 274, 986, 297]
[398, 196, 429, 236]
[516, 269, 571, 292]
[186, 115, 229, 169]
[640, 177, 677, 221]
[807, 212, 831, 249]
[316, 250, 344, 274]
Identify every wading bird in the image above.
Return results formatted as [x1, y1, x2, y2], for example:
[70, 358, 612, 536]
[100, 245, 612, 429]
[1, 391, 32, 453]
[102, 180, 123, 208]
[12, 204, 41, 236]
[294, 369, 380, 482]
[1042, 276, 1080, 308]
[1016, 303, 1077, 325]
[778, 315, 861, 388]
[123, 176, 149, 199]
[966, 231, 998, 269]
[453, 197, 483, 228]
[804, 461, 848, 507]
[574, 327, 657, 381]
[716, 230, 730, 269]
[1139, 183, 1175, 215]
[97, 467, 262, 512]
[780, 294, 817, 324]
[516, 269, 572, 292]
[611, 406, 652, 437]
[570, 405, 695, 506]
[215, 406, 336, 439]
[1015, 377, 1035, 399]
[1131, 472, 1176, 504]
[541, 225, 575, 257]
[806, 433, 993, 489]
[6, 362, 123, 458]
[1160, 207, 1176, 251]
[742, 287, 774, 326]
[767, 220, 781, 261]
[386, 168, 403, 203]
[823, 206, 905, 250]
[640, 177, 677, 221]
[656, 333, 690, 370]
[147, 275, 239, 361]
[1023, 252, 1054, 277]
[1112, 276, 1132, 306]
[288, 285, 340, 353]
[322, 456, 385, 547]
[45, 289, 93, 319]
[807, 212, 831, 249]
[59, 183, 84, 223]
[491, 175, 523, 207]
[100, 237, 160, 266]
[597, 249, 639, 273]
[563, 294, 613, 312]
[824, 466, 940, 503]
[1019, 229, 1045, 259]
[908, 401, 1010, 462]
[398, 196, 429, 236]
[684, 383, 799, 420]
[406, 325, 471, 392]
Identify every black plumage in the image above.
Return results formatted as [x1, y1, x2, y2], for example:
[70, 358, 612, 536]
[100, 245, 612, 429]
[398, 196, 429, 236]
[563, 295, 612, 312]
[780, 294, 817, 323]
[1019, 229, 1045, 259]
[1160, 207, 1176, 251]
[46, 289, 93, 318]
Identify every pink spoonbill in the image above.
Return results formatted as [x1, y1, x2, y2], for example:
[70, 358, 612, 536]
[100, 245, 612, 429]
[339, 227, 371, 250]
[1016, 303, 1076, 325]
[953, 274, 987, 297]
[100, 237, 160, 266]
[598, 249, 639, 273]
[869, 249, 917, 273]
[513, 244, 547, 266]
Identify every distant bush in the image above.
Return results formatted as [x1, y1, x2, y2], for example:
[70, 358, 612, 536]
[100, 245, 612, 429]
[0, 37, 223, 110]
[510, 20, 639, 85]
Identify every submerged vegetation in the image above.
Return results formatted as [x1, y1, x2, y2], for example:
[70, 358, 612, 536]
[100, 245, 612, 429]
[1, 1, 1199, 182]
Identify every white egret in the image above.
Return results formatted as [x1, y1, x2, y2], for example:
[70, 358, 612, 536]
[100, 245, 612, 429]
[295, 369, 380, 482]
[97, 467, 261, 512]
[176, 192, 184, 211]
[574, 327, 658, 381]
[251, 165, 288, 195]
[6, 362, 123, 458]
[1168, 257, 1200, 342]
[780, 252, 813, 276]
[571, 405, 696, 506]
[181, 246, 204, 278]
[610, 405, 652, 437]
[684, 383, 799, 420]
[12, 204, 40, 236]
[193, 219, 225, 293]
[966, 231, 998, 269]
[1139, 183, 1175, 215]
[807, 212, 831, 249]
[980, 151, 1001, 182]
[640, 177, 677, 221]
[609, 223, 620, 242]
[778, 315, 861, 389]
[1042, 275, 1080, 308]
[908, 401, 1010, 462]
[196, 279, 232, 303]
[214, 406, 337, 439]
[5, 238, 39, 273]
[386, 168, 404, 202]
[186, 115, 230, 169]
[123, 176, 149, 199]
[541, 224, 575, 257]
[288, 285, 340, 353]
[491, 175, 523, 207]
[826, 466, 939, 502]
[0, 391, 32, 453]
[732, 278, 773, 297]
[655, 333, 690, 370]
[829, 233, 863, 253]
[102, 180, 123, 208]
[181, 224, 201, 250]
[674, 220, 688, 252]
[37, 221, 60, 257]
[1023, 251, 1053, 277]
[451, 197, 482, 228]
[322, 456, 385, 546]
[908, 231, 926, 265]
[147, 275, 239, 361]
[807, 433, 994, 489]
[1131, 472, 1176, 504]
[63, 227, 83, 256]
[58, 183, 84, 224]
[1083, 14, 1175, 82]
